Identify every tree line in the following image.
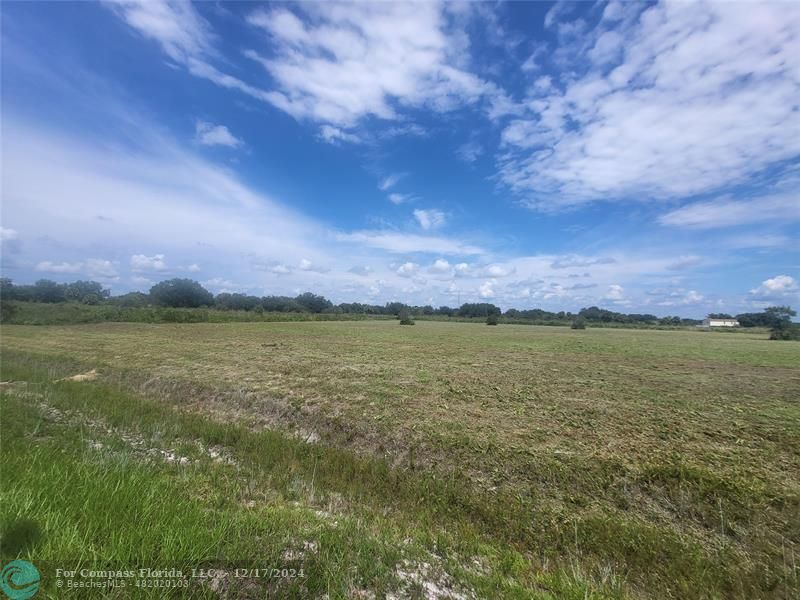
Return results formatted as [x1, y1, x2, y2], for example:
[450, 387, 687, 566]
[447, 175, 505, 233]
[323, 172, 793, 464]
[0, 277, 793, 330]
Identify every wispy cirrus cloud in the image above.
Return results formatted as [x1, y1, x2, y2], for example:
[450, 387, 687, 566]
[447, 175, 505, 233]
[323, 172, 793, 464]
[498, 1, 800, 209]
[334, 230, 483, 256]
[378, 173, 405, 191]
[658, 193, 800, 229]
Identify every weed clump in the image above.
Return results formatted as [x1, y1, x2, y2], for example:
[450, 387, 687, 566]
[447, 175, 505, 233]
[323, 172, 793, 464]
[398, 309, 415, 326]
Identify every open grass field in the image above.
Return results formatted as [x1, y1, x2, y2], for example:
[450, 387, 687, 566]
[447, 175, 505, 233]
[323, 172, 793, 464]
[1, 320, 799, 598]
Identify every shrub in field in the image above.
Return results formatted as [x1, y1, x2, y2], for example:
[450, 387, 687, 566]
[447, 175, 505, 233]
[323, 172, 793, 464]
[486, 314, 499, 326]
[109, 291, 151, 308]
[769, 321, 800, 340]
[398, 309, 415, 325]
[571, 317, 587, 329]
[0, 300, 18, 323]
[159, 308, 210, 323]
[766, 306, 798, 340]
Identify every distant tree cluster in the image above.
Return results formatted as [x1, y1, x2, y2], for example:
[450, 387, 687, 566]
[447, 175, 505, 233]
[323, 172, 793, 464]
[1, 277, 796, 336]
[1, 278, 110, 304]
[506, 306, 699, 327]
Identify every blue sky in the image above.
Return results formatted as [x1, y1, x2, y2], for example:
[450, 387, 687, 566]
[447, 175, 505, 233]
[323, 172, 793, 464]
[1, 0, 798, 316]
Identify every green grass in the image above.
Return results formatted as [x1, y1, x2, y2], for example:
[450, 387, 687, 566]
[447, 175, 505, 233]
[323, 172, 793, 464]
[1, 360, 618, 599]
[1, 320, 798, 598]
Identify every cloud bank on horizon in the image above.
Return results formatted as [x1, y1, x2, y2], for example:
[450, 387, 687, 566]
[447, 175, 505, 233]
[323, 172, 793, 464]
[1, 0, 798, 316]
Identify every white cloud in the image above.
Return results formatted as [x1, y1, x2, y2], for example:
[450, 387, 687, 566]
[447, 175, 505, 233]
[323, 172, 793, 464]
[0, 227, 18, 241]
[456, 141, 483, 163]
[659, 193, 800, 229]
[388, 193, 413, 205]
[379, 173, 405, 191]
[750, 275, 799, 299]
[131, 275, 152, 286]
[131, 253, 168, 272]
[32, 257, 119, 281]
[107, 0, 213, 63]
[454, 262, 472, 277]
[520, 42, 547, 73]
[35, 261, 82, 274]
[478, 280, 496, 299]
[348, 265, 372, 276]
[544, 2, 576, 29]
[684, 290, 704, 304]
[652, 288, 705, 306]
[298, 258, 328, 273]
[108, 0, 276, 106]
[85, 258, 119, 279]
[428, 258, 451, 274]
[413, 208, 446, 231]
[722, 234, 790, 249]
[604, 284, 625, 301]
[187, 263, 201, 272]
[270, 264, 291, 275]
[318, 125, 360, 145]
[481, 264, 515, 278]
[666, 255, 703, 271]
[396, 262, 420, 278]
[335, 231, 482, 255]
[500, 2, 800, 209]
[3, 115, 339, 298]
[551, 255, 616, 269]
[203, 277, 238, 290]
[244, 3, 496, 127]
[588, 31, 623, 65]
[195, 121, 243, 148]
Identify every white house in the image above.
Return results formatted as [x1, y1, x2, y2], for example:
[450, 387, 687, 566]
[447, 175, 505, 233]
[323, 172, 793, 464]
[702, 318, 740, 327]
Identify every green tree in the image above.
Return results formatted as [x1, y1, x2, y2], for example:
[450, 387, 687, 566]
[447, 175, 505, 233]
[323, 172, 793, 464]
[65, 280, 109, 304]
[0, 278, 14, 299]
[33, 279, 67, 303]
[767, 306, 798, 340]
[149, 279, 213, 308]
[294, 292, 333, 313]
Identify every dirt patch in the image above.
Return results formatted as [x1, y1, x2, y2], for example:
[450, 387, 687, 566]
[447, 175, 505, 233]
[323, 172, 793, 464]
[56, 369, 98, 382]
[389, 559, 474, 600]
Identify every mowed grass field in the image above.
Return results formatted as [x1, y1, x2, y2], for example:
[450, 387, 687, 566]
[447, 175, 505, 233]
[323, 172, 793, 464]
[1, 320, 798, 598]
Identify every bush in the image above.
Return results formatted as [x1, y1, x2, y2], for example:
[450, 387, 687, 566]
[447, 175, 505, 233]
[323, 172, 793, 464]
[159, 308, 210, 323]
[486, 314, 499, 326]
[571, 317, 587, 329]
[0, 300, 18, 323]
[398, 309, 415, 326]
